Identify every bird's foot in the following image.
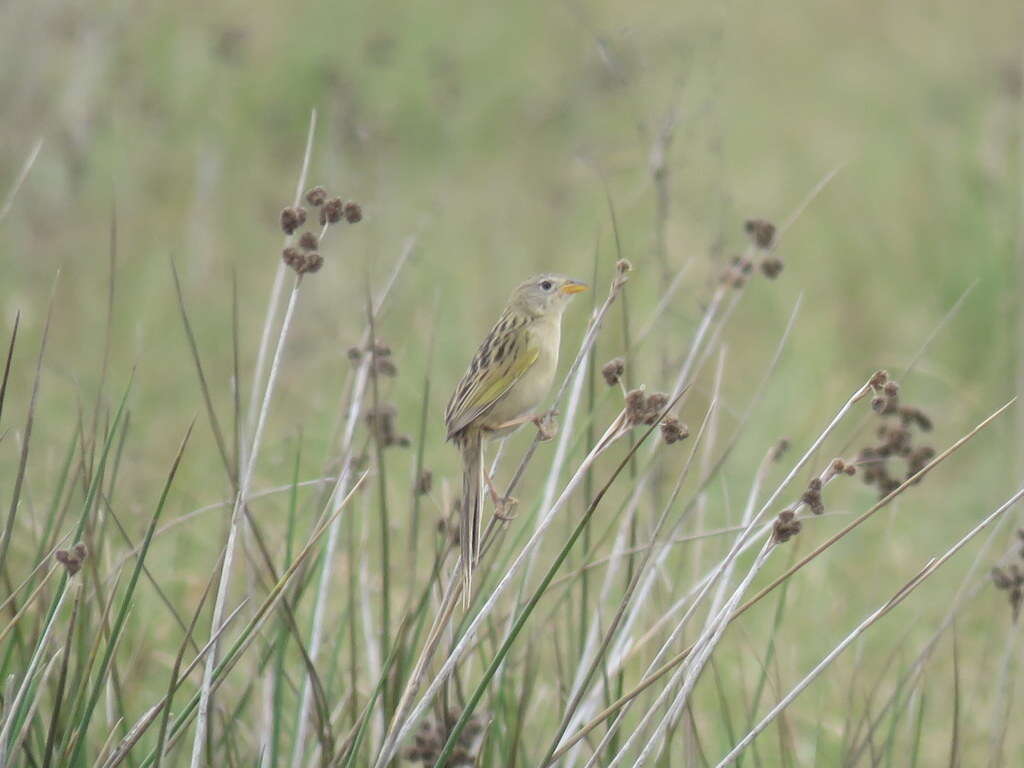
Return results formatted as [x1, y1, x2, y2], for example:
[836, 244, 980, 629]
[494, 496, 519, 521]
[533, 411, 558, 442]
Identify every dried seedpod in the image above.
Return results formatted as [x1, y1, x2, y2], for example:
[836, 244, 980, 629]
[280, 206, 307, 235]
[772, 509, 802, 543]
[55, 542, 88, 575]
[760, 257, 784, 279]
[992, 564, 1024, 621]
[660, 416, 689, 445]
[282, 247, 323, 275]
[869, 370, 889, 391]
[601, 357, 625, 387]
[342, 201, 363, 223]
[305, 186, 328, 206]
[801, 477, 825, 516]
[320, 197, 344, 225]
[745, 218, 776, 249]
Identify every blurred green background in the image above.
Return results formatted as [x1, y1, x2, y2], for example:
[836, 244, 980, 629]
[2, 0, 1023, 764]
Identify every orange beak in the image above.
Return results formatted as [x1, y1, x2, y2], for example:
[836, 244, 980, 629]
[560, 280, 588, 295]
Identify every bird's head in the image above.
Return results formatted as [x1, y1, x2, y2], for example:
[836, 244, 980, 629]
[508, 273, 587, 318]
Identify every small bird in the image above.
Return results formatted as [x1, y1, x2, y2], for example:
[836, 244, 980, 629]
[445, 274, 587, 602]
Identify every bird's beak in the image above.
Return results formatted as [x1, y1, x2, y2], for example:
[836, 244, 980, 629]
[560, 280, 588, 295]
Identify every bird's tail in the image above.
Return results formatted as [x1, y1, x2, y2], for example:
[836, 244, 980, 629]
[459, 429, 483, 609]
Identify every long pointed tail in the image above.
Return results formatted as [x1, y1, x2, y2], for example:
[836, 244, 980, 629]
[459, 429, 483, 608]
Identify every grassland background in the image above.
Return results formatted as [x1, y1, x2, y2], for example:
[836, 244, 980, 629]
[2, 0, 1024, 765]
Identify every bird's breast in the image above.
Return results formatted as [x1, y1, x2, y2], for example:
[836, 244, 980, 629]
[480, 317, 560, 435]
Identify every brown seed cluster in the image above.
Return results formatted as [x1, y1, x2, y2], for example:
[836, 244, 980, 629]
[403, 711, 484, 766]
[795, 459, 857, 519]
[773, 456, 858, 544]
[625, 389, 668, 426]
[279, 185, 363, 275]
[660, 416, 689, 444]
[347, 340, 398, 377]
[745, 219, 776, 249]
[319, 198, 363, 226]
[623, 389, 688, 445]
[720, 254, 754, 289]
[365, 404, 410, 448]
[760, 257, 784, 279]
[801, 478, 825, 516]
[321, 197, 344, 224]
[772, 509, 802, 544]
[55, 542, 88, 575]
[280, 206, 306, 235]
[602, 357, 625, 387]
[282, 246, 323, 275]
[992, 552, 1024, 622]
[305, 186, 328, 206]
[856, 371, 935, 499]
[722, 218, 783, 287]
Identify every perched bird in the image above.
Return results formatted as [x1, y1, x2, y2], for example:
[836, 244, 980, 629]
[445, 273, 587, 602]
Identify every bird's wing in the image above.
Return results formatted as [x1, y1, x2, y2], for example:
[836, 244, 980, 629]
[445, 322, 538, 439]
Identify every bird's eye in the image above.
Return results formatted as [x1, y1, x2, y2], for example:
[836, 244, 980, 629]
[540, 280, 553, 291]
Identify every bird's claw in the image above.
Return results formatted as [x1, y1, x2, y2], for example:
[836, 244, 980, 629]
[533, 412, 558, 442]
[494, 496, 519, 521]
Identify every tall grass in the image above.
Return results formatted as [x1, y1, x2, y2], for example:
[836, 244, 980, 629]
[1, 101, 1022, 768]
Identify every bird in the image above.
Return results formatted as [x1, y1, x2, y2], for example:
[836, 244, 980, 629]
[444, 273, 587, 603]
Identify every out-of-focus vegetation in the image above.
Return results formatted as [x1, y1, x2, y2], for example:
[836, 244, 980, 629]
[2, 0, 1023, 765]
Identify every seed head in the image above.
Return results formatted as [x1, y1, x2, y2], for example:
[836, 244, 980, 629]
[661, 416, 689, 445]
[55, 542, 88, 576]
[282, 247, 323, 275]
[801, 478, 824, 515]
[906, 446, 935, 482]
[365, 404, 408, 448]
[280, 206, 307, 235]
[625, 389, 647, 423]
[299, 231, 319, 250]
[305, 186, 328, 206]
[760, 257, 784, 279]
[899, 406, 933, 431]
[602, 357, 625, 387]
[869, 370, 889, 391]
[745, 219, 776, 249]
[993, 566, 1013, 589]
[320, 197, 344, 225]
[304, 252, 323, 273]
[772, 509, 802, 543]
[343, 201, 363, 223]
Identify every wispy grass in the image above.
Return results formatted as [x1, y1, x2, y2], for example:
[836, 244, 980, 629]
[0, 81, 1020, 768]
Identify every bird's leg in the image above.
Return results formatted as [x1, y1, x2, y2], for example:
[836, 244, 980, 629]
[486, 410, 559, 442]
[483, 469, 519, 520]
[532, 411, 558, 442]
